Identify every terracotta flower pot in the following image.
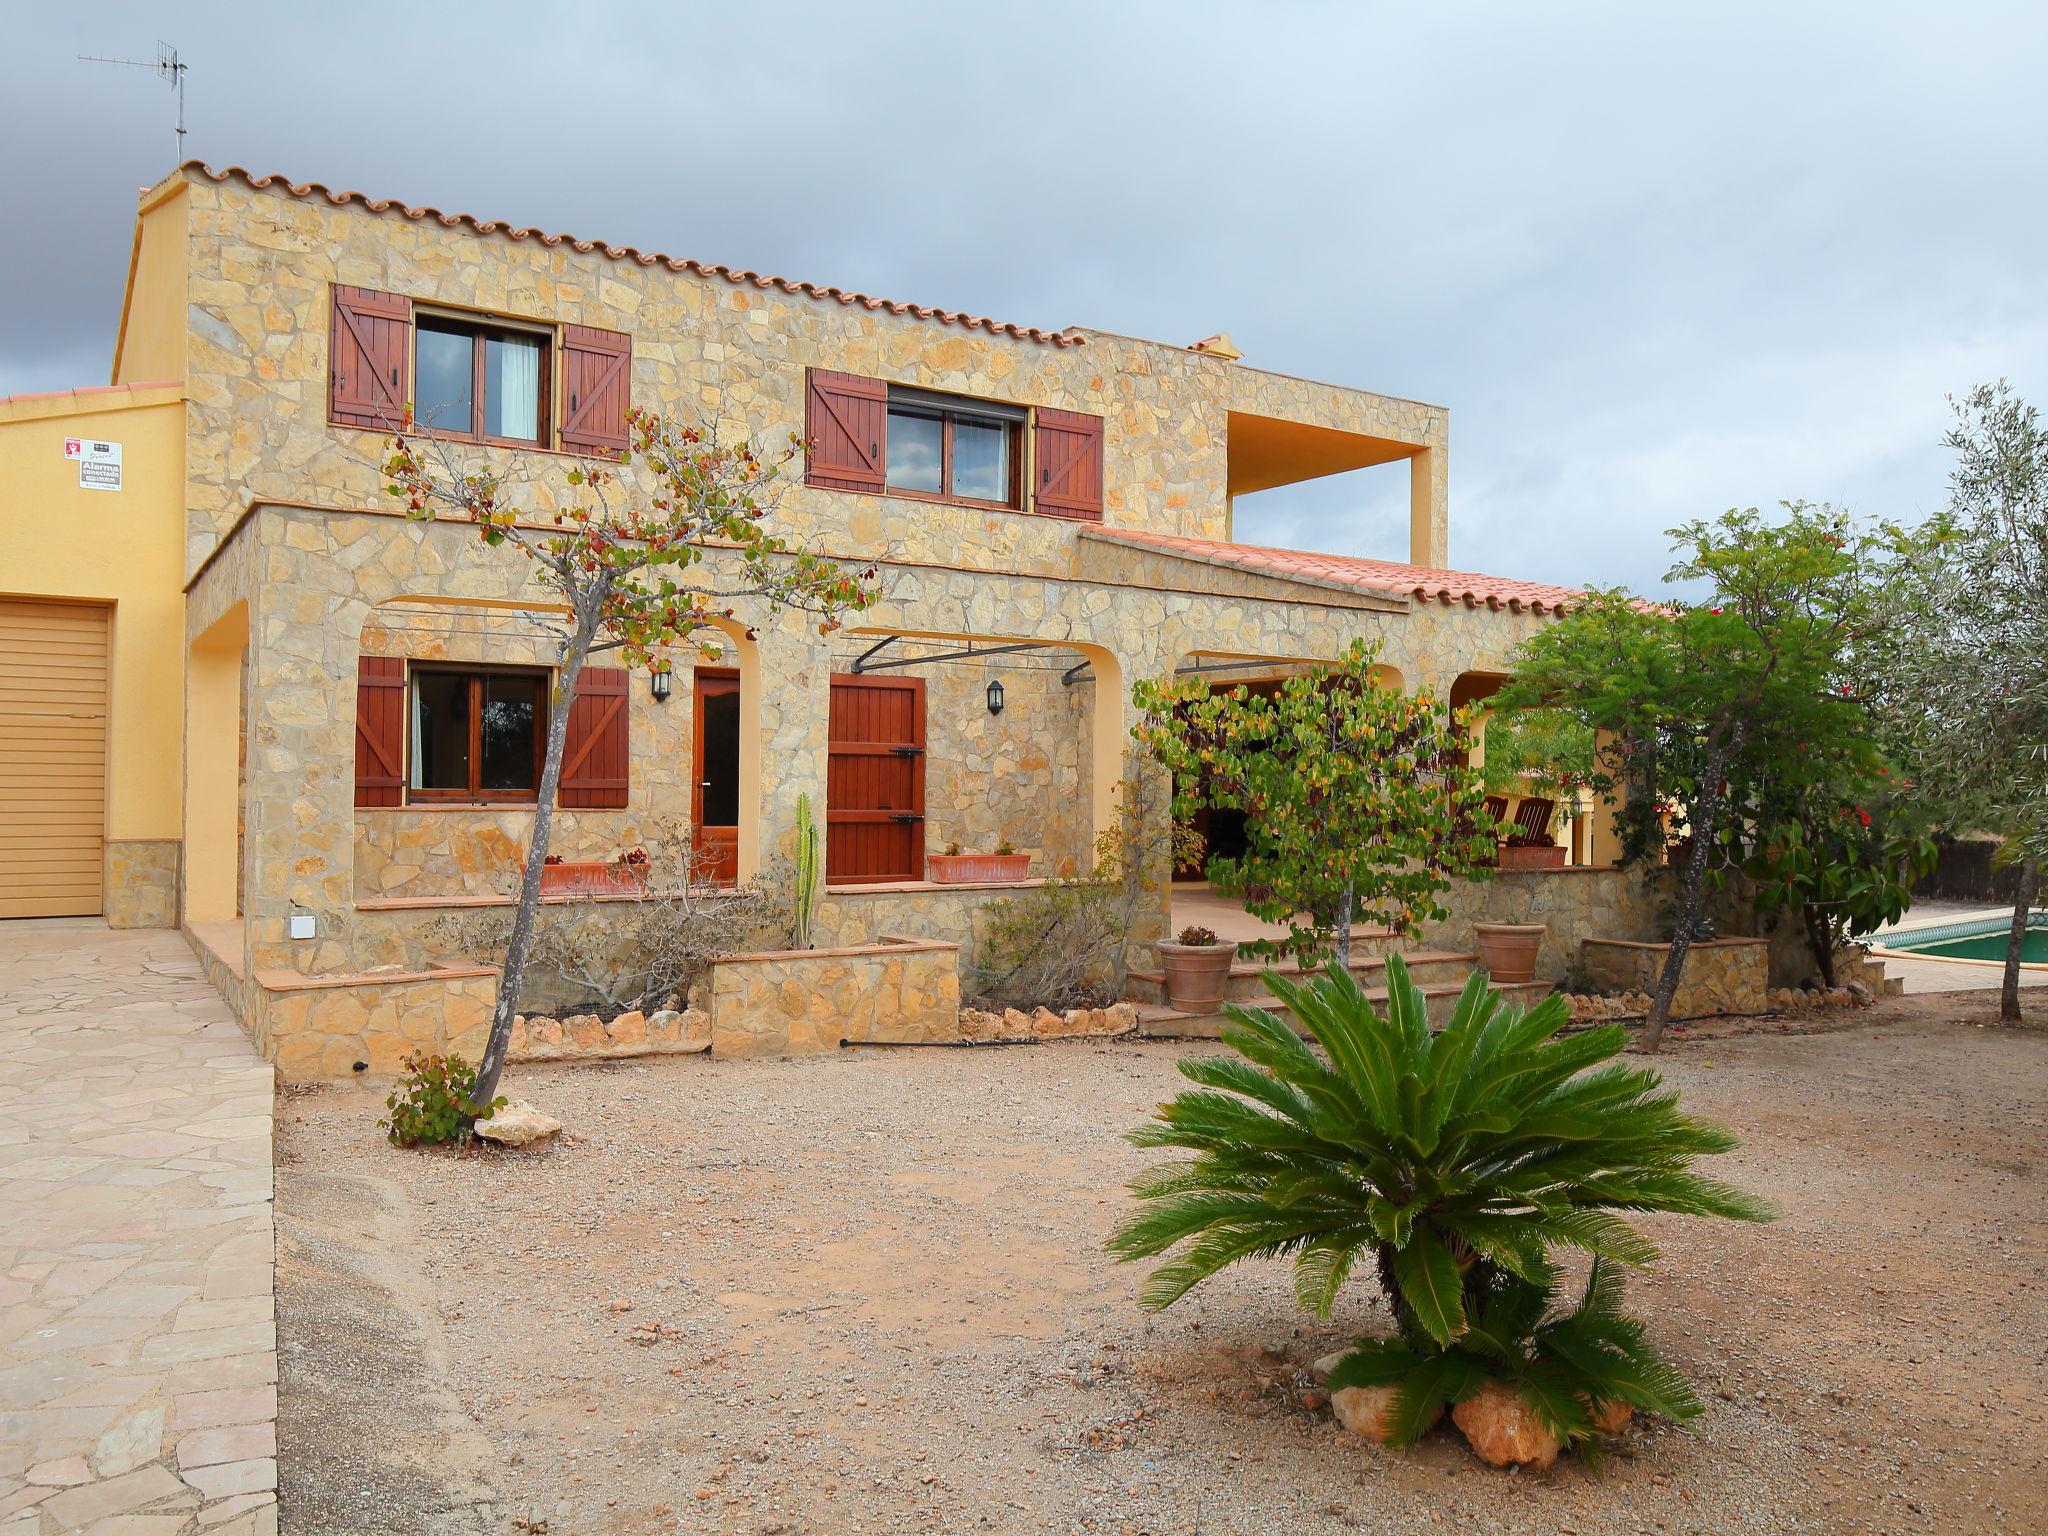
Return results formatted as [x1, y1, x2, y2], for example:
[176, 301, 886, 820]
[1498, 843, 1567, 871]
[532, 859, 649, 896]
[1474, 922, 1545, 984]
[926, 852, 1031, 884]
[1155, 939, 1236, 1013]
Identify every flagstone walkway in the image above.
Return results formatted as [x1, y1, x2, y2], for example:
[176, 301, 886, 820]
[0, 921, 276, 1535]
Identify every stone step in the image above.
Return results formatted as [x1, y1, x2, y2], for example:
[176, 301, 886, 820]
[1125, 948, 1476, 1008]
[1135, 978, 1556, 1039]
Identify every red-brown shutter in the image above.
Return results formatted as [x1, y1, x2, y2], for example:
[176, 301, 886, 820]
[559, 325, 633, 456]
[329, 286, 412, 430]
[1033, 407, 1105, 520]
[804, 368, 887, 492]
[558, 667, 630, 808]
[354, 656, 405, 808]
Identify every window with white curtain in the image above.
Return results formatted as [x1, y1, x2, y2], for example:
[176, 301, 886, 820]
[413, 315, 550, 446]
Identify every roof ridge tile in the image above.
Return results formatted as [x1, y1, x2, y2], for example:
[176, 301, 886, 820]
[177, 163, 1087, 348]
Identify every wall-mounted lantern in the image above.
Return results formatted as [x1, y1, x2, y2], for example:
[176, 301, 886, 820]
[986, 678, 1005, 716]
[650, 664, 673, 704]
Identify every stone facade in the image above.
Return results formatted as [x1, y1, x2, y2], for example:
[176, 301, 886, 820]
[104, 839, 180, 927]
[152, 165, 1614, 1067]
[507, 1006, 710, 1062]
[706, 937, 961, 1058]
[1579, 938, 1770, 1019]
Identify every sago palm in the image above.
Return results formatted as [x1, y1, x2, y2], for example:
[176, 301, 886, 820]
[1109, 956, 1772, 1354]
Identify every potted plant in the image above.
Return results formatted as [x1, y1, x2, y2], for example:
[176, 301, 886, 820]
[529, 847, 651, 896]
[927, 837, 1032, 884]
[1499, 833, 1568, 871]
[1474, 921, 1546, 983]
[1155, 924, 1237, 1013]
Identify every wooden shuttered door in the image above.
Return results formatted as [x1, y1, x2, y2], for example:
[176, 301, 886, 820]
[0, 600, 109, 918]
[559, 325, 633, 455]
[804, 369, 887, 491]
[353, 657, 406, 808]
[560, 666, 630, 808]
[1033, 407, 1105, 519]
[825, 675, 925, 884]
[329, 286, 413, 430]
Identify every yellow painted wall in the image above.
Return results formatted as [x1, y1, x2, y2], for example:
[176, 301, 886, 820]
[0, 386, 187, 842]
[112, 177, 189, 387]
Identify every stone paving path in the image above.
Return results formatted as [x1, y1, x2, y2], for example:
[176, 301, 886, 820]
[0, 921, 276, 1535]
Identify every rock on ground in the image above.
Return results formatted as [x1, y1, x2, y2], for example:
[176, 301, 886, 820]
[473, 1099, 561, 1147]
[1452, 1379, 1561, 1469]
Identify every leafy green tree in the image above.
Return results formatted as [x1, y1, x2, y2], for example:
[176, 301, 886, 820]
[1497, 504, 1880, 1048]
[1869, 382, 2048, 1020]
[385, 410, 878, 1107]
[1109, 961, 1770, 1443]
[1132, 640, 1496, 971]
[1741, 775, 1937, 987]
[1478, 706, 1598, 845]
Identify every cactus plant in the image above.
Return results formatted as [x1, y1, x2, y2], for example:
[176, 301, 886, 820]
[793, 793, 821, 949]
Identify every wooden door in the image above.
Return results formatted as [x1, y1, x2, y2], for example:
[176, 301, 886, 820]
[0, 600, 108, 918]
[826, 674, 925, 884]
[692, 668, 740, 885]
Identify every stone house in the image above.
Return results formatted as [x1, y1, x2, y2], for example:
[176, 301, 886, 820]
[2, 160, 1669, 1075]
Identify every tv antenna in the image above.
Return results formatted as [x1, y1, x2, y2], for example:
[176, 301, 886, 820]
[80, 41, 188, 162]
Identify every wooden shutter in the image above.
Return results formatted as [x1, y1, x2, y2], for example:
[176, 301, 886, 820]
[354, 656, 406, 808]
[559, 666, 630, 808]
[1033, 407, 1105, 520]
[804, 368, 887, 491]
[559, 324, 633, 456]
[825, 675, 925, 884]
[329, 286, 412, 430]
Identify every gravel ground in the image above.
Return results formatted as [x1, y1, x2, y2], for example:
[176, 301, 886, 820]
[273, 992, 2048, 1536]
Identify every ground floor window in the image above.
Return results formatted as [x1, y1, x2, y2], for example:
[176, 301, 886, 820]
[408, 667, 547, 802]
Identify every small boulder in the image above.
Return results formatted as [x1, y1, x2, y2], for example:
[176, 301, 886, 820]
[1846, 980, 1873, 1005]
[474, 1098, 562, 1148]
[1587, 1397, 1633, 1436]
[1331, 1383, 1436, 1445]
[1452, 1378, 1560, 1469]
[1311, 1349, 1350, 1385]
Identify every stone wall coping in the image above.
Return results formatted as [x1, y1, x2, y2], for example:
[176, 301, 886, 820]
[825, 878, 1052, 896]
[1581, 936, 1768, 951]
[711, 934, 961, 965]
[355, 888, 713, 912]
[251, 960, 500, 993]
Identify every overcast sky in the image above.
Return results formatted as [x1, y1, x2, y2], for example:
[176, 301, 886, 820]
[4, 2, 2043, 591]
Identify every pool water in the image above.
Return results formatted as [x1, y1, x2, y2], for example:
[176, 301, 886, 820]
[1900, 930, 2048, 963]
[1887, 913, 2048, 963]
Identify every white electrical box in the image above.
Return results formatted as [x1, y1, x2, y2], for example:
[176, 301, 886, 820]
[288, 912, 317, 941]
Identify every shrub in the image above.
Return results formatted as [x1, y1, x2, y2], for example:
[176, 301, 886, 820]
[426, 819, 782, 1018]
[1175, 924, 1220, 946]
[381, 1051, 505, 1147]
[972, 765, 1199, 1012]
[1109, 958, 1771, 1445]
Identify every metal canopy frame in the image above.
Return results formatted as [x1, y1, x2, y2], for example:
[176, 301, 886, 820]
[848, 637, 1068, 675]
[1060, 656, 1322, 688]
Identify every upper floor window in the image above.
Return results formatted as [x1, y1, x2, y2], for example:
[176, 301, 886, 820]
[802, 368, 1103, 520]
[414, 316, 550, 446]
[328, 286, 632, 457]
[883, 388, 1023, 508]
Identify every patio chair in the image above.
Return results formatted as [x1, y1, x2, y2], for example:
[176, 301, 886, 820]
[1512, 797, 1556, 844]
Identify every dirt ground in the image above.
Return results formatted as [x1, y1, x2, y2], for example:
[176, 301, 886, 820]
[273, 993, 2048, 1536]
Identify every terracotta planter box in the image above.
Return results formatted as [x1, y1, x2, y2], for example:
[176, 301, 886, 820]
[1499, 844, 1567, 871]
[532, 860, 649, 896]
[1155, 939, 1236, 1014]
[1474, 921, 1546, 984]
[926, 852, 1031, 885]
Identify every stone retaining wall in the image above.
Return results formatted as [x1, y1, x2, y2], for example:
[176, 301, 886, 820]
[1579, 937, 1770, 1019]
[707, 935, 962, 1058]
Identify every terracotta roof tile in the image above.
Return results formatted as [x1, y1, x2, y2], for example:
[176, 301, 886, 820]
[177, 163, 1086, 348]
[1080, 527, 1583, 615]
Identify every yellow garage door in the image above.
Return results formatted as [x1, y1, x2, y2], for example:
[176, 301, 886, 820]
[0, 599, 108, 918]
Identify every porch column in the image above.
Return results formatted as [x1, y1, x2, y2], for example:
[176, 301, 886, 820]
[748, 606, 832, 885]
[1583, 728, 1627, 868]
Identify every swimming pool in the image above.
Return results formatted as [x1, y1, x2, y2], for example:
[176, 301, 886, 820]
[1881, 912, 2048, 963]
